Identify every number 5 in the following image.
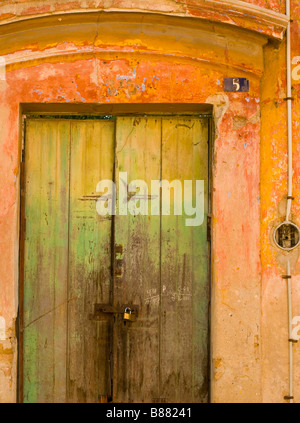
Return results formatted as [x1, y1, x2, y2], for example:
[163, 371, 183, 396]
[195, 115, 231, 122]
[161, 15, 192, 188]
[233, 78, 240, 91]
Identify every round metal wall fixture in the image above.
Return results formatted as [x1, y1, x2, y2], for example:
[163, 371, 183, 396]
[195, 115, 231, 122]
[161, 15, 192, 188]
[273, 221, 300, 251]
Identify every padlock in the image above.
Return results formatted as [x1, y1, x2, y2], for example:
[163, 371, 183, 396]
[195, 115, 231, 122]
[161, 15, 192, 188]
[124, 307, 136, 322]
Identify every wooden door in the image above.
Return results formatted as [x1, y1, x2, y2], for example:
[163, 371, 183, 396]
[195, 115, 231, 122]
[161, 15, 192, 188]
[22, 119, 114, 402]
[113, 116, 209, 402]
[21, 116, 209, 403]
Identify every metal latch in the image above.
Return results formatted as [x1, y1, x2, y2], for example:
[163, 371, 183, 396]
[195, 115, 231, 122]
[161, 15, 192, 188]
[89, 303, 139, 321]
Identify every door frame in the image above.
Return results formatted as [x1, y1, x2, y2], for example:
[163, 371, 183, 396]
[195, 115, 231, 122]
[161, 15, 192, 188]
[17, 105, 213, 403]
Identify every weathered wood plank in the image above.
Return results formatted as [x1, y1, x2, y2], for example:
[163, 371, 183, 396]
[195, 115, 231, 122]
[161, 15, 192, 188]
[67, 120, 114, 402]
[160, 117, 209, 402]
[114, 116, 161, 402]
[23, 119, 70, 403]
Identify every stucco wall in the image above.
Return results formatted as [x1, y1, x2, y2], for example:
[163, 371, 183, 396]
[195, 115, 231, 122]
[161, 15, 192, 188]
[243, 0, 285, 12]
[0, 0, 289, 38]
[260, 4, 300, 401]
[0, 0, 300, 403]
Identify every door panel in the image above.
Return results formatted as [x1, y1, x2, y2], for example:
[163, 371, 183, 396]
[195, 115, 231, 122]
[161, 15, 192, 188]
[23, 120, 71, 403]
[114, 117, 162, 402]
[22, 115, 209, 403]
[114, 116, 209, 403]
[23, 119, 115, 403]
[67, 120, 115, 402]
[160, 118, 209, 402]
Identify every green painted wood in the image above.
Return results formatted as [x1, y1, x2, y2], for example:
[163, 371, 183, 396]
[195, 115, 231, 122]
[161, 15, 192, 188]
[23, 119, 114, 403]
[67, 120, 114, 402]
[160, 117, 209, 402]
[114, 116, 209, 403]
[23, 116, 209, 403]
[114, 116, 162, 402]
[23, 120, 71, 403]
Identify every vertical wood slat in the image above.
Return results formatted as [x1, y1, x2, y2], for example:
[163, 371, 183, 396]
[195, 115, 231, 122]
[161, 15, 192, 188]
[67, 120, 114, 402]
[114, 117, 161, 402]
[23, 120, 70, 403]
[160, 117, 209, 402]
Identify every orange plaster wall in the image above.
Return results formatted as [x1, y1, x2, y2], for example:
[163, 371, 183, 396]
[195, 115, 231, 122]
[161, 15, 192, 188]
[243, 0, 285, 12]
[0, 1, 289, 39]
[259, 0, 300, 403]
[0, 40, 262, 404]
